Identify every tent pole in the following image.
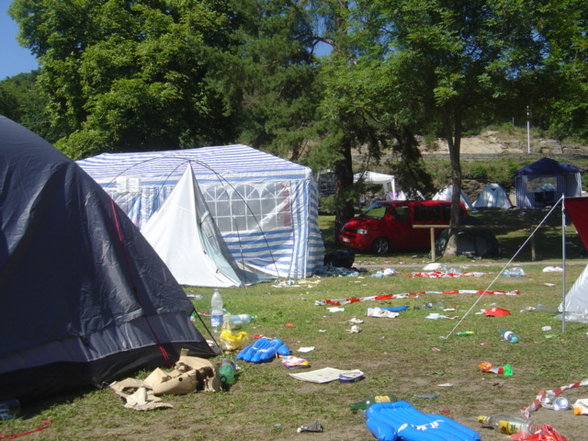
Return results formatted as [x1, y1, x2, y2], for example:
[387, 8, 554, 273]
[561, 196, 566, 334]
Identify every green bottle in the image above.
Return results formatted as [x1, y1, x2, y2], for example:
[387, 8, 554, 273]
[349, 394, 398, 412]
[218, 359, 236, 386]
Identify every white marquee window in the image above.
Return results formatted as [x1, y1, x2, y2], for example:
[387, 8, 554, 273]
[204, 182, 292, 233]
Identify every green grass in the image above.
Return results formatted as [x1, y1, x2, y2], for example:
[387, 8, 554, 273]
[3, 212, 587, 441]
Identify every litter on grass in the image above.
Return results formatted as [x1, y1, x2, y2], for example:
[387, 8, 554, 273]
[483, 307, 511, 317]
[522, 379, 588, 418]
[289, 368, 364, 384]
[406, 270, 488, 278]
[297, 421, 323, 433]
[425, 313, 458, 320]
[315, 289, 518, 306]
[543, 266, 563, 272]
[367, 308, 400, 319]
[280, 355, 310, 369]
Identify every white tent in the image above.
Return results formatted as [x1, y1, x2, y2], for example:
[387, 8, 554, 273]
[77, 145, 325, 280]
[560, 265, 588, 321]
[558, 197, 588, 322]
[432, 185, 473, 211]
[141, 164, 268, 287]
[354, 171, 396, 194]
[473, 183, 513, 209]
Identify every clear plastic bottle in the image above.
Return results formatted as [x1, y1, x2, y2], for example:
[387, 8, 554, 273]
[229, 314, 256, 328]
[477, 415, 537, 435]
[210, 289, 224, 333]
[499, 329, 519, 343]
[349, 394, 398, 412]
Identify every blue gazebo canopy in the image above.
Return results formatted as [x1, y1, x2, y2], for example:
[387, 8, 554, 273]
[515, 157, 580, 176]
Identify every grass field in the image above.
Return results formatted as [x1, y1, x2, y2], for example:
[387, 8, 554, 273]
[2, 210, 587, 441]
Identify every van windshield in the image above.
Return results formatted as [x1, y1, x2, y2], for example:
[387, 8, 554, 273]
[359, 202, 388, 219]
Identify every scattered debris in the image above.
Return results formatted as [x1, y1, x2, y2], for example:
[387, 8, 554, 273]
[522, 379, 588, 418]
[280, 355, 310, 369]
[501, 267, 526, 277]
[367, 308, 400, 318]
[290, 367, 364, 384]
[479, 361, 513, 376]
[543, 266, 563, 273]
[315, 289, 518, 306]
[426, 313, 458, 320]
[297, 421, 323, 433]
[483, 307, 511, 317]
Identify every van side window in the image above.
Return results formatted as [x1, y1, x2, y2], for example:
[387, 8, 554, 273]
[392, 206, 409, 221]
[414, 205, 441, 221]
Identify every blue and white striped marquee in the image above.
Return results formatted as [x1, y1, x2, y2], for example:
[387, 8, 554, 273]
[77, 144, 325, 279]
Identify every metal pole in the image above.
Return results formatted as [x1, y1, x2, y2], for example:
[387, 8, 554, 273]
[527, 105, 531, 154]
[561, 197, 566, 334]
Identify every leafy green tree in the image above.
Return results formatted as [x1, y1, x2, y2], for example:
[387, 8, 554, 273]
[10, 0, 243, 159]
[366, 0, 585, 255]
[233, 0, 320, 161]
[0, 72, 56, 141]
[535, 1, 588, 141]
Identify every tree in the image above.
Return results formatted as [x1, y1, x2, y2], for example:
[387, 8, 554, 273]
[232, 0, 321, 161]
[368, 0, 583, 255]
[10, 0, 243, 159]
[299, 1, 434, 230]
[0, 72, 56, 141]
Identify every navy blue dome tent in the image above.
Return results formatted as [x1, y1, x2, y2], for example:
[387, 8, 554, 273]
[0, 116, 214, 404]
[515, 157, 582, 208]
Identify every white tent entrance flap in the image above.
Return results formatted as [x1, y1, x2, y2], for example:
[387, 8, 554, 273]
[141, 164, 266, 287]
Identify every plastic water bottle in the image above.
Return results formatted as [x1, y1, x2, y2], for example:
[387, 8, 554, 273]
[210, 289, 224, 333]
[229, 314, 256, 328]
[477, 415, 537, 434]
[349, 394, 398, 412]
[499, 329, 519, 343]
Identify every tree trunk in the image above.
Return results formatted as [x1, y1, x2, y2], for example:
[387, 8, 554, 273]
[334, 141, 355, 232]
[443, 108, 463, 257]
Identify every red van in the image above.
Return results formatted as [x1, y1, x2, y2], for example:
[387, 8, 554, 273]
[338, 200, 466, 255]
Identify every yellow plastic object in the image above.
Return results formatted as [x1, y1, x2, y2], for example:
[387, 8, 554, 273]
[220, 328, 249, 351]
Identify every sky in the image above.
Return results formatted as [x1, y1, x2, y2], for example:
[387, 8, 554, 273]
[1, 0, 39, 80]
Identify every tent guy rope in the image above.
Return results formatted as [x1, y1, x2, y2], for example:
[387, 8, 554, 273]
[442, 196, 564, 339]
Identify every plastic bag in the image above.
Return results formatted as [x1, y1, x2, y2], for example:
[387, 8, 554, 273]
[509, 424, 568, 441]
[220, 328, 249, 351]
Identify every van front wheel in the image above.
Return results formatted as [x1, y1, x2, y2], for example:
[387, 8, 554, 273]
[372, 238, 389, 255]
